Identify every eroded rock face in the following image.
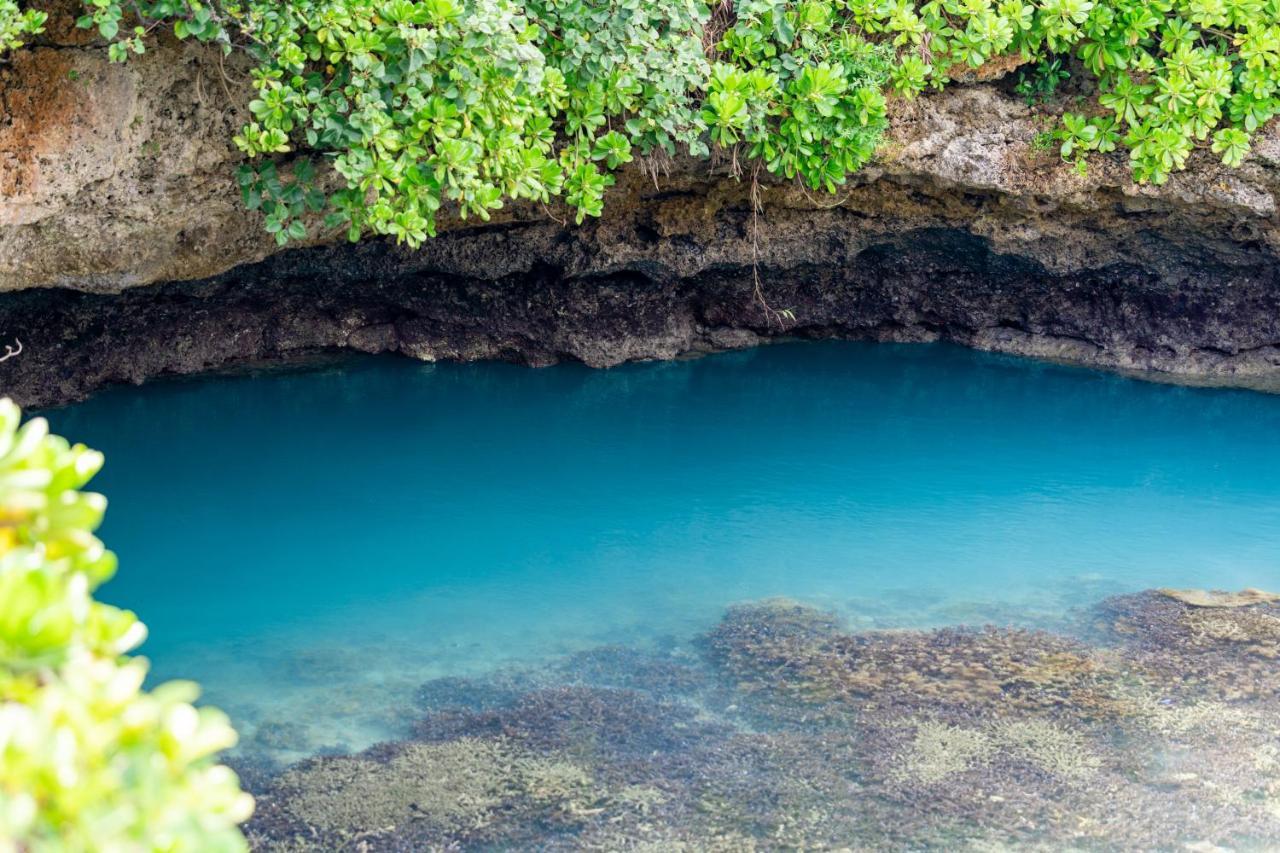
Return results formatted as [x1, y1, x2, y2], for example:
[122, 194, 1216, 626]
[0, 2, 271, 293]
[2, 10, 1280, 404]
[6, 200, 1280, 407]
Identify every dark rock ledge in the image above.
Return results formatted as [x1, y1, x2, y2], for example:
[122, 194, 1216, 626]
[5, 171, 1280, 407]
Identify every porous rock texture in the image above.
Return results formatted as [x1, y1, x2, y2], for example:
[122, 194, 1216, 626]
[3, 6, 1280, 405]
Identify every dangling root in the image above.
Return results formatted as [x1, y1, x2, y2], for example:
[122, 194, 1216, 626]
[750, 165, 795, 330]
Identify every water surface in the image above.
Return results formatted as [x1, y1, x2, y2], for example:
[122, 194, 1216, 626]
[45, 342, 1280, 761]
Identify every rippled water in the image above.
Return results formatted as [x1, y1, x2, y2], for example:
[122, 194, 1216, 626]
[43, 341, 1280, 848]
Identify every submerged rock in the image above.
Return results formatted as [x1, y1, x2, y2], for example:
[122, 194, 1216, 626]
[549, 644, 710, 699]
[1157, 587, 1280, 608]
[247, 736, 603, 849]
[250, 721, 313, 754]
[413, 675, 528, 715]
[244, 593, 1280, 851]
[1093, 589, 1280, 700]
[702, 600, 1139, 725]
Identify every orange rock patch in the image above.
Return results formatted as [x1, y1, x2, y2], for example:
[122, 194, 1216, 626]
[0, 49, 81, 197]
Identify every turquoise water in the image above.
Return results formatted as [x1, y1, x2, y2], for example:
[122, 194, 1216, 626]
[45, 342, 1280, 762]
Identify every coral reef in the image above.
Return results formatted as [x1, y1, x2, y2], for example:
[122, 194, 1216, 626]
[412, 685, 732, 766]
[702, 599, 1139, 725]
[244, 590, 1280, 851]
[413, 674, 529, 715]
[1093, 588, 1280, 700]
[248, 736, 604, 849]
[990, 718, 1101, 780]
[891, 720, 997, 784]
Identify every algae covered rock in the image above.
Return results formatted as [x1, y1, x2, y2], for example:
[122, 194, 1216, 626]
[413, 674, 527, 714]
[244, 594, 1280, 851]
[698, 597, 1280, 850]
[702, 599, 1137, 724]
[1094, 589, 1280, 699]
[248, 736, 604, 849]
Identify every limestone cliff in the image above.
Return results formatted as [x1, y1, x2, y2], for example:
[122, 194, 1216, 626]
[3, 11, 1280, 405]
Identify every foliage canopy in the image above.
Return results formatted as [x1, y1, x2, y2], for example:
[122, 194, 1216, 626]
[2, 0, 1278, 241]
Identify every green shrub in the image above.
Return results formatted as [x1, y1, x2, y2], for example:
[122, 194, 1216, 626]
[529, 0, 713, 213]
[707, 1, 893, 191]
[0, 0, 44, 51]
[4, 0, 1280, 238]
[0, 399, 252, 851]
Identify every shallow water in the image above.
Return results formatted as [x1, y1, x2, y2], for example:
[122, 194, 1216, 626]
[45, 342, 1280, 764]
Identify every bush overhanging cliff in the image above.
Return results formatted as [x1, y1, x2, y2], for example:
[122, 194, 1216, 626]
[3, 0, 1279, 249]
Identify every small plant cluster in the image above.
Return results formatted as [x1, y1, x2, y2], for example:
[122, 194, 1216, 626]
[0, 0, 44, 51]
[1015, 58, 1069, 105]
[3, 0, 1280, 241]
[0, 400, 252, 850]
[705, 0, 893, 191]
